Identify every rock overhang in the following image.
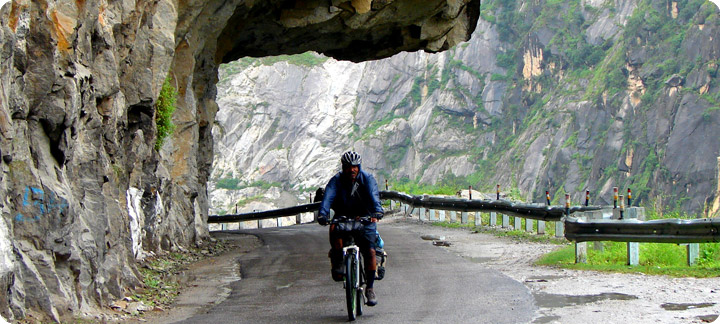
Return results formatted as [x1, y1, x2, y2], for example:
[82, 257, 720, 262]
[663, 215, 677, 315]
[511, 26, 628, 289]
[213, 0, 481, 63]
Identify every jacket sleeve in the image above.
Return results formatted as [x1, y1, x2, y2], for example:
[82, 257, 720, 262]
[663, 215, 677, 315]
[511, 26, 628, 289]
[318, 176, 338, 218]
[365, 173, 384, 215]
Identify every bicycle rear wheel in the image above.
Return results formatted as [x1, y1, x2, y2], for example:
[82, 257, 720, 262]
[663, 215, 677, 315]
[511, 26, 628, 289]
[345, 252, 358, 321]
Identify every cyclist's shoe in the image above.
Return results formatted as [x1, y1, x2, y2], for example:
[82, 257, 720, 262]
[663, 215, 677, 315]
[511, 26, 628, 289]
[365, 288, 377, 306]
[331, 264, 345, 282]
[329, 249, 344, 282]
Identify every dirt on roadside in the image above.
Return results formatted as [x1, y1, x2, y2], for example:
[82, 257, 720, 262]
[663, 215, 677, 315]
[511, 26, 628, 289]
[113, 232, 262, 324]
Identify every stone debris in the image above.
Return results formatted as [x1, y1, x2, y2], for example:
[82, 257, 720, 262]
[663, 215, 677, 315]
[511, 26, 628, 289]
[421, 234, 445, 241]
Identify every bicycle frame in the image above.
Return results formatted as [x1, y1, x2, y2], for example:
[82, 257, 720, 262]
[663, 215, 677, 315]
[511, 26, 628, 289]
[330, 216, 370, 321]
[340, 231, 366, 321]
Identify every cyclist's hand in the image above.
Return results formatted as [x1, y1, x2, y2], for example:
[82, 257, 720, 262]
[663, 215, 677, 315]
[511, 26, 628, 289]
[318, 216, 329, 226]
[371, 217, 378, 223]
[373, 212, 383, 220]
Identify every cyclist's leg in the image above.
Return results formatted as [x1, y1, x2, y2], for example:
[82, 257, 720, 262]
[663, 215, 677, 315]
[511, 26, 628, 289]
[329, 224, 345, 281]
[359, 223, 378, 287]
[358, 224, 378, 306]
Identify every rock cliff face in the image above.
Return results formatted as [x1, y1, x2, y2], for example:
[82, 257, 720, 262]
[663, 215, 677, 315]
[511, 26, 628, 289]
[211, 0, 720, 217]
[0, 0, 479, 321]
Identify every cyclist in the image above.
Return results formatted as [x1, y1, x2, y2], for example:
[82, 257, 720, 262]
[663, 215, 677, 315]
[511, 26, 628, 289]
[317, 151, 384, 306]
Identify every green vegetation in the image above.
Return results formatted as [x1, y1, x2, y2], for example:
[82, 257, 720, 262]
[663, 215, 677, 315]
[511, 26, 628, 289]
[256, 52, 329, 67]
[215, 178, 281, 191]
[235, 195, 264, 208]
[219, 52, 329, 84]
[154, 76, 177, 151]
[428, 215, 720, 277]
[391, 177, 460, 195]
[359, 112, 399, 140]
[537, 242, 720, 277]
[132, 241, 230, 312]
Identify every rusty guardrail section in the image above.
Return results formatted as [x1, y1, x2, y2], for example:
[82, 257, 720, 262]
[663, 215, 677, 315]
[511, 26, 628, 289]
[564, 217, 720, 243]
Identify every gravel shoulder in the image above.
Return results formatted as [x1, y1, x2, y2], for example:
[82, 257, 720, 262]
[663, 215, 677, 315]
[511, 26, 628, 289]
[395, 217, 720, 324]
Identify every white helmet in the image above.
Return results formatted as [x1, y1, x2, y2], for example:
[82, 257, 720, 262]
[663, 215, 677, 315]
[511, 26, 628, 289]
[341, 151, 361, 167]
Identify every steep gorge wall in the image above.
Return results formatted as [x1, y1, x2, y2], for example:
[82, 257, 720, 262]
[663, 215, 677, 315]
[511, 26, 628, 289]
[0, 0, 479, 321]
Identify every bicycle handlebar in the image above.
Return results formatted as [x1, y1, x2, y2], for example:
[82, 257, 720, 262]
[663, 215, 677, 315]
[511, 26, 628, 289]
[331, 216, 372, 224]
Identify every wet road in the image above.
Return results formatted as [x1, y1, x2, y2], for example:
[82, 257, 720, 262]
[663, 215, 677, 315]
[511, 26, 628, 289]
[174, 222, 536, 323]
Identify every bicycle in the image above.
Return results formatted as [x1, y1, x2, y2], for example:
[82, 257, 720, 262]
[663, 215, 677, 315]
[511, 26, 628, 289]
[331, 216, 370, 321]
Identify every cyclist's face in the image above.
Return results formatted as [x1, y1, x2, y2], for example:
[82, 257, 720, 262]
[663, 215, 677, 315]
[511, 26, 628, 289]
[343, 165, 359, 180]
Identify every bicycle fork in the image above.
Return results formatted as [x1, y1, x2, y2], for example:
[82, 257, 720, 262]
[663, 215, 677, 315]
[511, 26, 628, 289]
[342, 245, 364, 299]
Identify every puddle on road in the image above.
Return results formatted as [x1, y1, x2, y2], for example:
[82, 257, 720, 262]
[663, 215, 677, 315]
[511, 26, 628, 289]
[697, 314, 719, 322]
[661, 302, 716, 311]
[533, 292, 638, 308]
[525, 275, 566, 283]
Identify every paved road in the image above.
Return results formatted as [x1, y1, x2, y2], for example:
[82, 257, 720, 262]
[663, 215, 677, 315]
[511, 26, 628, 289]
[174, 222, 536, 323]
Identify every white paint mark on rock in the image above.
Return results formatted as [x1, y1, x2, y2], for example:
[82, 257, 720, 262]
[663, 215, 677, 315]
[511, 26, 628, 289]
[127, 187, 145, 259]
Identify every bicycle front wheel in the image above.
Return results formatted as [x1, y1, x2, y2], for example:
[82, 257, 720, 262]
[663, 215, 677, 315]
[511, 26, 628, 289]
[345, 252, 359, 321]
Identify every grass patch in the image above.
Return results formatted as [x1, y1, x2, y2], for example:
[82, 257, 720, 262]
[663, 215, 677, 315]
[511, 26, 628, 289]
[426, 214, 720, 278]
[537, 242, 720, 277]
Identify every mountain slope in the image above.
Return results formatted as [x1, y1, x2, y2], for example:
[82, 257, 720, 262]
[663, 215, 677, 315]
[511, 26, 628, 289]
[212, 0, 720, 216]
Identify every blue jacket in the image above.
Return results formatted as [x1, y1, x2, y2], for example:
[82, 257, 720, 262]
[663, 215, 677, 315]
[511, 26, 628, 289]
[318, 168, 384, 218]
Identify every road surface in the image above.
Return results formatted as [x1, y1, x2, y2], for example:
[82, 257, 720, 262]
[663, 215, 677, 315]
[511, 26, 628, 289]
[173, 221, 536, 323]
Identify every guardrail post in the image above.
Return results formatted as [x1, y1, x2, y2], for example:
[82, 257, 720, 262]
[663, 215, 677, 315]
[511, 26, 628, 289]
[537, 221, 545, 234]
[627, 242, 639, 266]
[490, 212, 497, 226]
[221, 223, 227, 231]
[429, 209, 436, 221]
[461, 211, 468, 224]
[450, 211, 457, 222]
[555, 221, 564, 238]
[514, 216, 521, 230]
[420, 208, 426, 221]
[687, 244, 699, 266]
[439, 210, 446, 222]
[474, 212, 482, 226]
[575, 239, 588, 263]
[575, 214, 588, 263]
[525, 218, 533, 232]
[391, 200, 396, 210]
[502, 214, 509, 228]
[625, 206, 642, 266]
[277, 217, 282, 227]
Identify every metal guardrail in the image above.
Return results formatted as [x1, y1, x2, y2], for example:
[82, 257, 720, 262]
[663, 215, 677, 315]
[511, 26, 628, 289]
[208, 202, 319, 223]
[380, 191, 601, 221]
[208, 190, 601, 223]
[564, 217, 720, 243]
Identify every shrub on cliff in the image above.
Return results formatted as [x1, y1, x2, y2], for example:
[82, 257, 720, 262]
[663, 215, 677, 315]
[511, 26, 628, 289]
[155, 76, 177, 151]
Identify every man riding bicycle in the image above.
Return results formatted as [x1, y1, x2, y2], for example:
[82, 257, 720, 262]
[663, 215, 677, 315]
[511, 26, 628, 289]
[317, 151, 384, 306]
